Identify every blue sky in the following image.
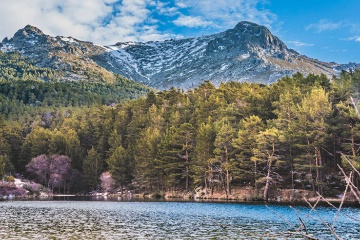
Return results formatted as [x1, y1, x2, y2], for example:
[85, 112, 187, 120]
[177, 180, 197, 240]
[0, 0, 359, 63]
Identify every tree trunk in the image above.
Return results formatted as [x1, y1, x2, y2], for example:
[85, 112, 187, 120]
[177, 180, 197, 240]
[204, 172, 208, 195]
[291, 164, 294, 190]
[263, 160, 272, 201]
[263, 143, 274, 202]
[185, 148, 189, 192]
[264, 143, 275, 202]
[315, 147, 323, 195]
[226, 169, 230, 196]
[209, 163, 214, 195]
[225, 148, 230, 196]
[254, 160, 258, 193]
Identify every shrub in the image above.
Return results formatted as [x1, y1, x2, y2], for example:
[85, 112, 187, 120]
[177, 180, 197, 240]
[4, 175, 15, 182]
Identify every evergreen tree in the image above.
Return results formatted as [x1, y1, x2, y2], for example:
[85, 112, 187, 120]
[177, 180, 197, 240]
[252, 127, 284, 201]
[272, 86, 302, 189]
[295, 87, 333, 195]
[108, 146, 129, 191]
[213, 120, 235, 195]
[0, 155, 6, 179]
[64, 129, 83, 170]
[83, 147, 103, 190]
[192, 117, 216, 193]
[134, 127, 163, 191]
[176, 123, 195, 191]
[232, 115, 264, 190]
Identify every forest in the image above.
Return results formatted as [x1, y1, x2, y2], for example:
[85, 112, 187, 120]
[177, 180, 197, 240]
[0, 51, 360, 201]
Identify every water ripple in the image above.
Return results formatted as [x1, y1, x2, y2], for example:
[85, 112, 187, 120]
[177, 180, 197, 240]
[0, 201, 359, 239]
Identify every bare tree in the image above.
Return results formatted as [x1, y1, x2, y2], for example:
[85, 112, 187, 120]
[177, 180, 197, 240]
[26, 154, 72, 192]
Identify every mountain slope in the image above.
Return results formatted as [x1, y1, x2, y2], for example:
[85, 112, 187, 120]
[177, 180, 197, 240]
[0, 25, 115, 83]
[0, 51, 151, 114]
[1, 22, 359, 89]
[98, 21, 345, 89]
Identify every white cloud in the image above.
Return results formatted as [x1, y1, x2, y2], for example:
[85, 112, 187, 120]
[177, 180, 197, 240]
[174, 15, 212, 28]
[306, 20, 344, 33]
[342, 36, 360, 42]
[287, 41, 314, 47]
[0, 0, 277, 44]
[175, 2, 187, 8]
[155, 1, 179, 16]
[159, 7, 179, 16]
[174, 0, 277, 30]
[0, 0, 171, 44]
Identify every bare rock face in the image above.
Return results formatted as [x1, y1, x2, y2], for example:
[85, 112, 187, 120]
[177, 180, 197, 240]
[1, 25, 116, 83]
[96, 21, 342, 89]
[1, 22, 358, 89]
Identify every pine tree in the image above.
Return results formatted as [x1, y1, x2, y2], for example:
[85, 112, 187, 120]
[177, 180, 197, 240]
[232, 115, 264, 190]
[193, 117, 216, 193]
[64, 129, 83, 171]
[134, 127, 163, 191]
[295, 87, 332, 195]
[252, 127, 284, 201]
[213, 120, 235, 195]
[108, 146, 129, 191]
[83, 147, 103, 190]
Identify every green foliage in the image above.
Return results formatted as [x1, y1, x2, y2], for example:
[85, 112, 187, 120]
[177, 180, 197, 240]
[232, 115, 264, 187]
[1, 68, 360, 196]
[0, 77, 150, 114]
[213, 120, 236, 195]
[4, 175, 15, 182]
[0, 51, 61, 82]
[108, 146, 130, 189]
[0, 51, 151, 121]
[192, 117, 216, 188]
[83, 147, 103, 190]
[0, 155, 5, 179]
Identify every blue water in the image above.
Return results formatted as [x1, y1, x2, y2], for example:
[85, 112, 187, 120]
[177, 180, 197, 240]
[0, 200, 359, 239]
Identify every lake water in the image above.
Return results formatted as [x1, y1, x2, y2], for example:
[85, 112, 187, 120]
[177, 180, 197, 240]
[0, 198, 359, 239]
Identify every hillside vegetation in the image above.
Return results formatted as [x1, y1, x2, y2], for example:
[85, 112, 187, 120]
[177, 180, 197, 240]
[0, 51, 359, 200]
[0, 52, 150, 120]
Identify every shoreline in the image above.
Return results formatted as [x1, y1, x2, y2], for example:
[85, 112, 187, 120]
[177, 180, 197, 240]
[2, 193, 359, 207]
[2, 183, 359, 207]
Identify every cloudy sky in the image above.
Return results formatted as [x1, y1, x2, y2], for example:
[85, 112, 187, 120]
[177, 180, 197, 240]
[0, 0, 359, 63]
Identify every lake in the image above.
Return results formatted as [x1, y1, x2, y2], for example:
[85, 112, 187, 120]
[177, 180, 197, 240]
[0, 198, 359, 239]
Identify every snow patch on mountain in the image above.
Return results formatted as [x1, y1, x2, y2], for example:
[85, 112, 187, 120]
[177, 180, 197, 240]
[1, 21, 358, 89]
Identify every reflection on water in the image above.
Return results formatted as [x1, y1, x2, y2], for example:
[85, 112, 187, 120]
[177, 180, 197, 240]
[0, 199, 359, 239]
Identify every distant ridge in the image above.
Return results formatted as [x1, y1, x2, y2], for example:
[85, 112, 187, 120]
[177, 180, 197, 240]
[1, 22, 359, 89]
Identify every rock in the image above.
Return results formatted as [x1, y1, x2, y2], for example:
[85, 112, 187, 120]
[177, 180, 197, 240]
[1, 21, 359, 89]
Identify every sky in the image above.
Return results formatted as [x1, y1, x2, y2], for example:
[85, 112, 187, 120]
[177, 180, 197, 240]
[0, 0, 359, 64]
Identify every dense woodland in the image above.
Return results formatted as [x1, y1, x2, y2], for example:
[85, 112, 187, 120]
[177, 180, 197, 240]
[0, 52, 360, 200]
[0, 52, 150, 118]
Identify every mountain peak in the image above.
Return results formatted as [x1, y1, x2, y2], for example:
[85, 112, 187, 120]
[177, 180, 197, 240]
[12, 25, 45, 41]
[233, 21, 270, 34]
[205, 21, 287, 56]
[23, 25, 43, 33]
[230, 21, 287, 52]
[1, 21, 354, 89]
[234, 21, 262, 29]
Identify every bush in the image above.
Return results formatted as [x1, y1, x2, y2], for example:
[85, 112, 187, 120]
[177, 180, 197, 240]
[23, 182, 42, 196]
[4, 175, 15, 182]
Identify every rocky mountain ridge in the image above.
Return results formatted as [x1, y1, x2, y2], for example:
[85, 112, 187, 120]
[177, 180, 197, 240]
[1, 22, 359, 89]
[1, 25, 116, 83]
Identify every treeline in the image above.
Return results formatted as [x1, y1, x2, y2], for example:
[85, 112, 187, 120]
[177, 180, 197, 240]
[0, 52, 151, 122]
[0, 77, 150, 116]
[1, 70, 360, 199]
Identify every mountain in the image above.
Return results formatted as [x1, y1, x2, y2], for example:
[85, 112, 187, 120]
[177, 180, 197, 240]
[0, 25, 115, 83]
[1, 22, 359, 89]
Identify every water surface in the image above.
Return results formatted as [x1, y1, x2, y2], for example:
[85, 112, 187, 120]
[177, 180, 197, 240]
[1, 199, 359, 239]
